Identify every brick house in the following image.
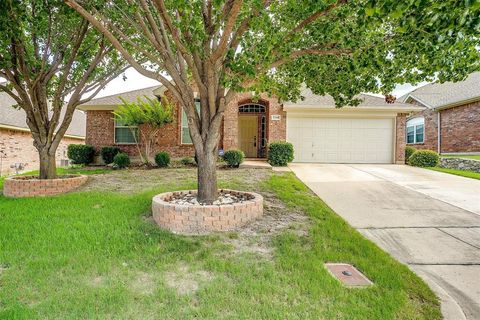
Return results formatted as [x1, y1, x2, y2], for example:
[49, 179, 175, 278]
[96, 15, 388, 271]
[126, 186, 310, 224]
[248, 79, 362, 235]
[79, 86, 422, 164]
[401, 72, 480, 154]
[0, 91, 85, 176]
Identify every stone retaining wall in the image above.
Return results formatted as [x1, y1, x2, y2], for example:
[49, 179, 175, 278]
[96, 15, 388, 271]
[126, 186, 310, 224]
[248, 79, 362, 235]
[3, 175, 88, 198]
[439, 158, 480, 173]
[152, 189, 263, 234]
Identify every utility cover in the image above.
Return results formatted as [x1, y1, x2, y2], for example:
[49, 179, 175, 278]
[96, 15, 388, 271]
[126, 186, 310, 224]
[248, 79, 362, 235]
[325, 263, 373, 287]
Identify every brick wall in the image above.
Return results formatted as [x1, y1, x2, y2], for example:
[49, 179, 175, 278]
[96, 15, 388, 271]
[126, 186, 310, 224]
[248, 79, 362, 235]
[407, 100, 480, 153]
[85, 106, 195, 160]
[407, 107, 439, 151]
[395, 114, 407, 164]
[222, 92, 286, 151]
[440, 101, 480, 153]
[0, 128, 83, 176]
[85, 92, 287, 160]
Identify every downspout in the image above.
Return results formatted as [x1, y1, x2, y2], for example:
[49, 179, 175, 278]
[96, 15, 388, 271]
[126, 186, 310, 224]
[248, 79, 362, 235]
[437, 111, 441, 154]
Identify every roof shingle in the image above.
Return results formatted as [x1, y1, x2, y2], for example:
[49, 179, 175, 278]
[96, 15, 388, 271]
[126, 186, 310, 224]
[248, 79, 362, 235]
[402, 72, 480, 109]
[80, 85, 163, 106]
[0, 91, 86, 138]
[285, 88, 416, 109]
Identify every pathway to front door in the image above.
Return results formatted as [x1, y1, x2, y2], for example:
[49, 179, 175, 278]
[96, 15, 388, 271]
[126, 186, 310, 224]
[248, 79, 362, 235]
[290, 163, 480, 320]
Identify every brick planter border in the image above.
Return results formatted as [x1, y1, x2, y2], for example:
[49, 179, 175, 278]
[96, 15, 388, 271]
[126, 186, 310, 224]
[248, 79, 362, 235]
[3, 175, 88, 198]
[152, 189, 263, 235]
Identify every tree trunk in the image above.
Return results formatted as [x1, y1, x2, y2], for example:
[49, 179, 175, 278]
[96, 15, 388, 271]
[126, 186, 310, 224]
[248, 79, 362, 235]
[39, 148, 57, 179]
[196, 146, 218, 204]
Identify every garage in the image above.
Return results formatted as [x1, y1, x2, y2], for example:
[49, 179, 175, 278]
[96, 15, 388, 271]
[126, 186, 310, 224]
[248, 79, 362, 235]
[283, 90, 424, 164]
[287, 116, 395, 163]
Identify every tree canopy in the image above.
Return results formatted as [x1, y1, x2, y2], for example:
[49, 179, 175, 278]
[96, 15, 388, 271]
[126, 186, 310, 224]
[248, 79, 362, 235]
[67, 0, 480, 202]
[67, 0, 479, 105]
[0, 0, 126, 178]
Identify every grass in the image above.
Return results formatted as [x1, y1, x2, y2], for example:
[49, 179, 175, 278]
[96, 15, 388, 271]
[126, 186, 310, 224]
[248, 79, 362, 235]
[427, 167, 480, 180]
[441, 154, 480, 160]
[19, 166, 112, 177]
[0, 167, 110, 191]
[0, 168, 440, 319]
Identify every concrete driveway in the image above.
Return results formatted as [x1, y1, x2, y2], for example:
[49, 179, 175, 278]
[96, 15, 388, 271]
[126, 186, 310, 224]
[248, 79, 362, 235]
[289, 163, 480, 320]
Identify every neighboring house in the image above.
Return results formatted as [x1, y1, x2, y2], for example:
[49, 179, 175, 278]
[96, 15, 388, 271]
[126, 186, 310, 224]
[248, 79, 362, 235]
[401, 72, 480, 154]
[79, 86, 421, 164]
[0, 91, 86, 176]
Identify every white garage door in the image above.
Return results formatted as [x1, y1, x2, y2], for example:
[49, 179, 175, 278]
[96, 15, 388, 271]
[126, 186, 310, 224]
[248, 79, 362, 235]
[287, 116, 394, 163]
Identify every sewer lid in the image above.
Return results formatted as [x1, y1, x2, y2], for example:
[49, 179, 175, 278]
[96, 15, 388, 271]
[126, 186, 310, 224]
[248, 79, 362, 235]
[325, 263, 373, 287]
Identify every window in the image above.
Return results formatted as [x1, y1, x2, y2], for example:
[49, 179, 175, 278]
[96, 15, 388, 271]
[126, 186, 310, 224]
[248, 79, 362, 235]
[239, 104, 266, 113]
[114, 118, 139, 144]
[406, 117, 424, 144]
[181, 99, 201, 144]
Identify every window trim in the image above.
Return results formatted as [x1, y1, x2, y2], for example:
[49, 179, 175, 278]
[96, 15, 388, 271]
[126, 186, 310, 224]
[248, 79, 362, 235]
[181, 99, 201, 145]
[114, 119, 139, 145]
[406, 117, 425, 145]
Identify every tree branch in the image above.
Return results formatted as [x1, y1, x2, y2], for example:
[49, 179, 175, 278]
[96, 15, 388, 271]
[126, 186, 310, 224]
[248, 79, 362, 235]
[211, 0, 243, 61]
[65, 0, 181, 102]
[270, 47, 352, 69]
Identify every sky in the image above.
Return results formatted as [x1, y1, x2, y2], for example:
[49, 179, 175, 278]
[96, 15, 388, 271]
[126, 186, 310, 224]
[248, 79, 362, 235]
[96, 68, 429, 99]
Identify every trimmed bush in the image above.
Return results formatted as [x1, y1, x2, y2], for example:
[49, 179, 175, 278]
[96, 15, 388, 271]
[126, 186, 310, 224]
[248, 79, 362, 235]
[67, 144, 95, 165]
[180, 157, 195, 166]
[155, 151, 170, 167]
[268, 141, 294, 166]
[223, 149, 245, 168]
[409, 150, 439, 167]
[113, 153, 130, 169]
[100, 146, 121, 164]
[405, 146, 416, 162]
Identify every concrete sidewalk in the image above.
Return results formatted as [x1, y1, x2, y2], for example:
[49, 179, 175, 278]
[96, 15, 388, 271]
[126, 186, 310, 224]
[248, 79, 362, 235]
[290, 163, 480, 320]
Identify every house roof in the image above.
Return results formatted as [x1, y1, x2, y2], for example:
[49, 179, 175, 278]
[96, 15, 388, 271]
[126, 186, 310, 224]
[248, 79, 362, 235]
[80, 85, 422, 113]
[79, 85, 163, 107]
[284, 88, 422, 112]
[0, 91, 86, 138]
[401, 72, 480, 109]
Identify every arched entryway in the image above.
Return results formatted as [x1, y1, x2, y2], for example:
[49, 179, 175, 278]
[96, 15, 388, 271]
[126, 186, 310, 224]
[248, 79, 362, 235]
[238, 102, 268, 158]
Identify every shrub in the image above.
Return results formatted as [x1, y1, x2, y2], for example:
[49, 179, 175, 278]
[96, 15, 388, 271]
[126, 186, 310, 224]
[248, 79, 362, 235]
[408, 150, 439, 167]
[155, 151, 170, 167]
[268, 141, 294, 166]
[113, 153, 130, 169]
[223, 149, 245, 168]
[100, 146, 121, 164]
[67, 144, 95, 165]
[405, 146, 417, 162]
[180, 157, 195, 166]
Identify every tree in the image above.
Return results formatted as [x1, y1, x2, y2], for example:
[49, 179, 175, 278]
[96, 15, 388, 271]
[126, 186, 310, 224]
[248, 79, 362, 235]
[0, 0, 126, 179]
[114, 96, 174, 165]
[66, 0, 480, 203]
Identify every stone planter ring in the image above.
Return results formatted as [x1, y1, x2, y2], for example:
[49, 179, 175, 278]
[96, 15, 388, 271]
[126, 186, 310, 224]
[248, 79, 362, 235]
[3, 175, 88, 198]
[152, 189, 263, 235]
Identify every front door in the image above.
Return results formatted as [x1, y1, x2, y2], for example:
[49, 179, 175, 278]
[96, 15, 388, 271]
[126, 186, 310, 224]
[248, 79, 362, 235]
[239, 115, 258, 157]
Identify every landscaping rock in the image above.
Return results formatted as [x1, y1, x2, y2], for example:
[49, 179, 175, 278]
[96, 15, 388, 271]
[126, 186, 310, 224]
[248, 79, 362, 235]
[168, 190, 252, 206]
[439, 158, 480, 173]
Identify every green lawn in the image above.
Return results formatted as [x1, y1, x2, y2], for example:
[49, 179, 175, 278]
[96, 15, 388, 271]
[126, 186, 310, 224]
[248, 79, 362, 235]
[20, 166, 112, 177]
[0, 168, 440, 319]
[428, 167, 480, 180]
[441, 154, 480, 160]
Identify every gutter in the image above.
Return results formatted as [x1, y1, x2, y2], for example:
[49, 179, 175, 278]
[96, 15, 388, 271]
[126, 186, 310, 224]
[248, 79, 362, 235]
[283, 105, 425, 113]
[437, 112, 441, 154]
[434, 96, 480, 111]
